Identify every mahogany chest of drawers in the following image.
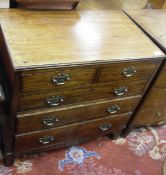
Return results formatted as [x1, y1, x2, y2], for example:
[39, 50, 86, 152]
[0, 9, 165, 166]
[125, 10, 166, 130]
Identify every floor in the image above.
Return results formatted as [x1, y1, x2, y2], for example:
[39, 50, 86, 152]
[0, 125, 166, 175]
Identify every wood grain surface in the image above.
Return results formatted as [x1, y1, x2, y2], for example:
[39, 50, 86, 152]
[124, 10, 166, 130]
[16, 96, 140, 133]
[77, 0, 149, 10]
[126, 10, 166, 50]
[20, 60, 159, 93]
[15, 112, 131, 152]
[0, 9, 165, 166]
[17, 79, 148, 111]
[0, 9, 164, 70]
[130, 87, 166, 128]
[14, 0, 80, 9]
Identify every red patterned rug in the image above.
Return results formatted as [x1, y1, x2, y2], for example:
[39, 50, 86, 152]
[0, 125, 166, 175]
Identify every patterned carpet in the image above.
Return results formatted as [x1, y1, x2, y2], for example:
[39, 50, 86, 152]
[0, 125, 166, 175]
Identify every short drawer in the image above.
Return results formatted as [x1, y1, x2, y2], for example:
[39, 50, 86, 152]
[98, 60, 159, 83]
[15, 112, 131, 153]
[18, 79, 148, 111]
[20, 65, 97, 93]
[16, 96, 140, 133]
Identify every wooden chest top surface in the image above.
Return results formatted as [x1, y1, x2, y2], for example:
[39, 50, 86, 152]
[126, 10, 166, 51]
[0, 9, 164, 70]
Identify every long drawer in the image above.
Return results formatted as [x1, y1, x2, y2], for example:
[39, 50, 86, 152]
[18, 79, 147, 111]
[20, 60, 159, 93]
[16, 96, 140, 134]
[15, 112, 131, 153]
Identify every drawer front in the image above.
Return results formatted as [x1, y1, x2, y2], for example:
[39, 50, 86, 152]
[163, 63, 166, 71]
[131, 88, 166, 128]
[20, 60, 159, 94]
[18, 79, 147, 111]
[21, 65, 97, 93]
[154, 65, 166, 89]
[98, 60, 159, 83]
[16, 96, 140, 134]
[15, 113, 131, 152]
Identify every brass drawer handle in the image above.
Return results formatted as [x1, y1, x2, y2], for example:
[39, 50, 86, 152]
[107, 105, 120, 114]
[100, 124, 112, 131]
[52, 73, 70, 85]
[122, 67, 136, 77]
[46, 96, 64, 106]
[39, 136, 54, 145]
[0, 85, 5, 102]
[42, 117, 59, 126]
[114, 86, 128, 96]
